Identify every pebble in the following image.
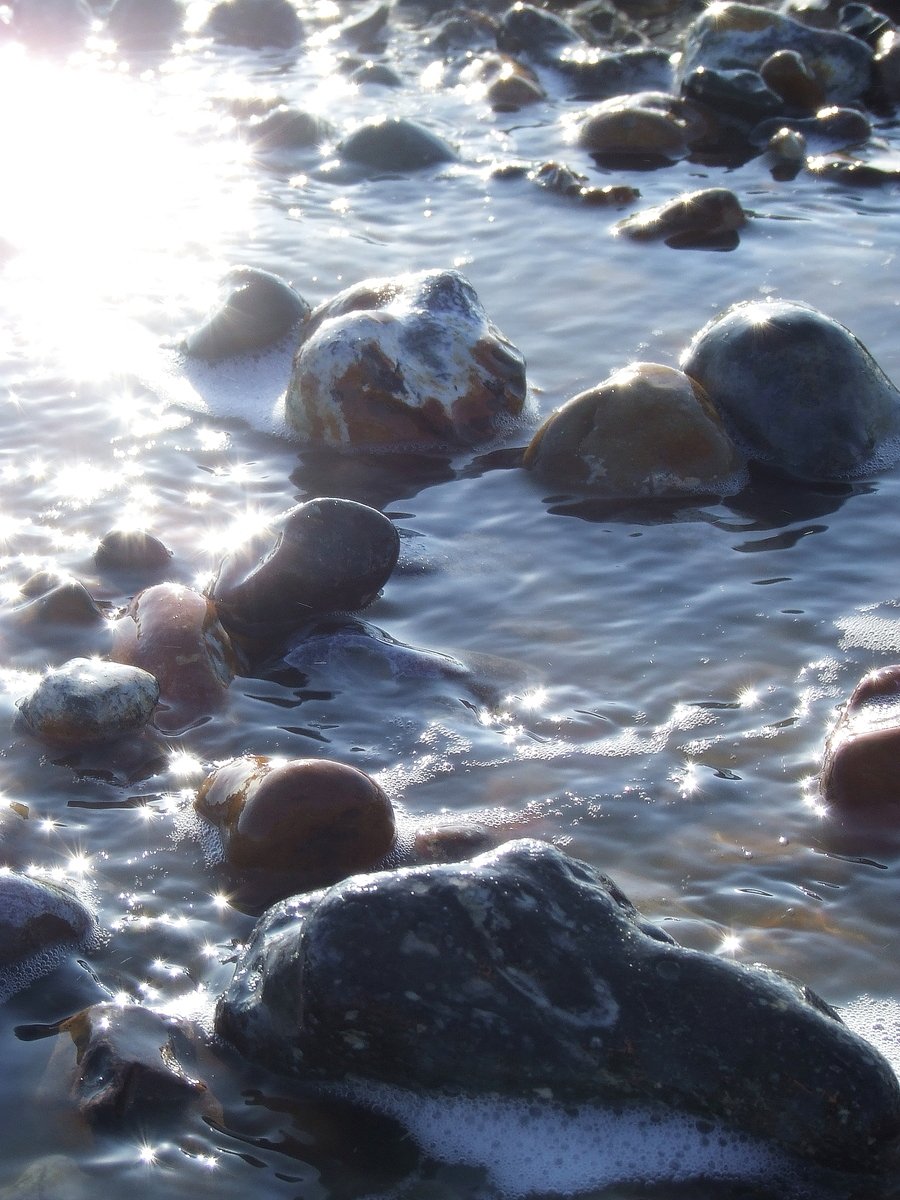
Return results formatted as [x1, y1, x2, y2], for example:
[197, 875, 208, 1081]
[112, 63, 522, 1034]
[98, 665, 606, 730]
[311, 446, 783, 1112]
[181, 267, 310, 361]
[94, 528, 172, 573]
[339, 117, 459, 172]
[820, 665, 900, 808]
[576, 93, 696, 163]
[203, 0, 305, 48]
[523, 362, 747, 498]
[614, 186, 747, 248]
[285, 268, 527, 449]
[18, 657, 160, 745]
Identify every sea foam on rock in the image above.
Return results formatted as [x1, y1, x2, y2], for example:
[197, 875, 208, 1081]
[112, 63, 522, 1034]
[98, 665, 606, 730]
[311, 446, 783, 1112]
[216, 839, 900, 1171]
[284, 269, 527, 450]
[0, 872, 95, 1003]
[680, 299, 900, 480]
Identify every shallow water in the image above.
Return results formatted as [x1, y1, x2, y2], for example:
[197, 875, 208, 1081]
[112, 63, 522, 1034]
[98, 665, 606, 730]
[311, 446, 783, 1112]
[3, 1, 900, 1196]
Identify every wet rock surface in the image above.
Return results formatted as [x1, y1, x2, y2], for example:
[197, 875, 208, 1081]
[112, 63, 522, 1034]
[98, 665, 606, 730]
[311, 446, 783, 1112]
[94, 528, 172, 573]
[524, 362, 746, 498]
[339, 117, 458, 172]
[18, 658, 160, 746]
[181, 267, 310, 362]
[211, 496, 400, 638]
[216, 839, 900, 1171]
[203, 0, 304, 48]
[820, 664, 900, 808]
[285, 269, 527, 449]
[614, 186, 747, 247]
[680, 299, 900, 480]
[0, 872, 94, 994]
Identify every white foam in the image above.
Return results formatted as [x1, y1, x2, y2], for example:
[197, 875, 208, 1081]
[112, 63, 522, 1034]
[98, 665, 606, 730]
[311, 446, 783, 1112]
[339, 1082, 800, 1199]
[841, 995, 900, 1076]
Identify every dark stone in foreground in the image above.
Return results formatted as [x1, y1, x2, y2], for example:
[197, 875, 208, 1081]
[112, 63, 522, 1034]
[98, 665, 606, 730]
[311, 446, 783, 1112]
[217, 839, 900, 1172]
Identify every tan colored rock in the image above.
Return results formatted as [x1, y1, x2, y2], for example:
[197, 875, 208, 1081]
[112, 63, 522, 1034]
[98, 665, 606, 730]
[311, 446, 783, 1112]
[821, 665, 900, 809]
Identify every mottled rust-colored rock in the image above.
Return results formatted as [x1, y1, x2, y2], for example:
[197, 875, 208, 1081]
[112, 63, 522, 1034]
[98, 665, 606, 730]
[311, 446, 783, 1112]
[195, 755, 397, 908]
[821, 665, 900, 808]
[285, 269, 527, 450]
[109, 583, 236, 732]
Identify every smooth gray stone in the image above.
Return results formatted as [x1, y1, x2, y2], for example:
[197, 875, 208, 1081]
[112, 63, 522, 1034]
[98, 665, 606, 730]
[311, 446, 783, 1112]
[204, 0, 303, 48]
[216, 839, 900, 1171]
[681, 299, 900, 480]
[339, 118, 458, 171]
[181, 267, 310, 361]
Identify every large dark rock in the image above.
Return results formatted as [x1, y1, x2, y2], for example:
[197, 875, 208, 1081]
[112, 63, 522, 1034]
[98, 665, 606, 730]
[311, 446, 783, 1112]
[216, 839, 900, 1172]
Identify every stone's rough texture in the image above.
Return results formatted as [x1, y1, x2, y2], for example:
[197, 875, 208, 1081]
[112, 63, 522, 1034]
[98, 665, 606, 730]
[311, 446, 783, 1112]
[182, 267, 310, 362]
[614, 187, 747, 247]
[285, 269, 527, 449]
[576, 92, 696, 161]
[195, 755, 397, 908]
[523, 363, 746, 498]
[59, 1003, 211, 1128]
[339, 118, 458, 171]
[19, 658, 159, 745]
[678, 2, 873, 106]
[216, 840, 900, 1170]
[204, 0, 304, 48]
[107, 0, 184, 49]
[0, 873, 94, 969]
[211, 497, 400, 636]
[680, 300, 900, 480]
[95, 528, 172, 572]
[820, 665, 900, 808]
[109, 583, 236, 732]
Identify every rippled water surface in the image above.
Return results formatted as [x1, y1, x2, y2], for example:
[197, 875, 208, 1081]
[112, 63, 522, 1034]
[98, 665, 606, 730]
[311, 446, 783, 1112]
[4, 2, 900, 1197]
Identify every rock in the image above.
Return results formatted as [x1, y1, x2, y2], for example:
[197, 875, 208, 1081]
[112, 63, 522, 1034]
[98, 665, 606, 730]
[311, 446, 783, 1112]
[195, 755, 397, 909]
[203, 0, 304, 48]
[106, 0, 184, 49]
[0, 873, 95, 1005]
[58, 1003, 212, 1128]
[839, 2, 894, 47]
[496, 3, 582, 63]
[875, 29, 900, 102]
[527, 161, 640, 205]
[764, 124, 807, 178]
[108, 583, 236, 732]
[339, 118, 458, 172]
[524, 363, 746, 498]
[285, 268, 527, 450]
[431, 9, 498, 52]
[680, 299, 900, 480]
[555, 45, 675, 99]
[94, 528, 172, 572]
[820, 664, 900, 808]
[614, 186, 747, 248]
[244, 105, 335, 156]
[335, 1, 390, 50]
[281, 618, 470, 683]
[348, 61, 403, 87]
[804, 154, 900, 182]
[12, 575, 105, 629]
[18, 658, 159, 746]
[678, 1, 873, 106]
[682, 66, 785, 126]
[210, 497, 400, 637]
[467, 53, 547, 109]
[576, 92, 697, 163]
[0, 1155, 91, 1200]
[750, 106, 871, 151]
[215, 839, 900, 1171]
[760, 48, 825, 109]
[181, 267, 310, 362]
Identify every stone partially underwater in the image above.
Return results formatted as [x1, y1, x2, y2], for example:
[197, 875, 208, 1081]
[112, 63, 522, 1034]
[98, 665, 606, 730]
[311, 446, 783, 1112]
[216, 839, 900, 1174]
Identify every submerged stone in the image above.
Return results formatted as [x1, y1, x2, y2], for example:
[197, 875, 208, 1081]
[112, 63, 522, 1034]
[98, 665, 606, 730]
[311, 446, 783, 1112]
[181, 267, 310, 362]
[106, 0, 184, 49]
[678, 2, 873, 106]
[820, 664, 900, 808]
[18, 658, 159, 745]
[195, 755, 397, 909]
[204, 0, 304, 48]
[339, 117, 458, 171]
[245, 105, 335, 155]
[285, 268, 527, 450]
[680, 299, 900, 480]
[215, 839, 900, 1170]
[614, 187, 747, 247]
[523, 363, 746, 498]
[0, 873, 94, 970]
[109, 583, 236, 732]
[95, 528, 172, 573]
[211, 497, 400, 637]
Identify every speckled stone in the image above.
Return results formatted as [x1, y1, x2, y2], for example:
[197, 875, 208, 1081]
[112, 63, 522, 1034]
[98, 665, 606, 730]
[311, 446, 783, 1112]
[820, 665, 900, 808]
[681, 299, 900, 480]
[216, 839, 900, 1170]
[18, 657, 159, 745]
[285, 269, 527, 449]
[678, 2, 873, 106]
[109, 583, 236, 732]
[524, 363, 747, 498]
[181, 267, 310, 362]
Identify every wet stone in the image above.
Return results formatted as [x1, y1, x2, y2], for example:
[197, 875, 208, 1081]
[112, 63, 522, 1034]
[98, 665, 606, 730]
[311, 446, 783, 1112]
[335, 1, 390, 50]
[467, 54, 547, 109]
[181, 267, 310, 361]
[764, 125, 808, 177]
[58, 1003, 212, 1129]
[682, 66, 784, 126]
[839, 2, 894, 47]
[203, 0, 304, 48]
[555, 45, 675, 100]
[528, 161, 640, 206]
[576, 92, 695, 163]
[108, 583, 236, 733]
[750, 105, 871, 151]
[94, 528, 172, 572]
[805, 153, 900, 181]
[18, 658, 159, 746]
[13, 575, 105, 629]
[760, 48, 825, 110]
[195, 755, 397, 909]
[614, 186, 747, 248]
[820, 664, 900, 808]
[285, 268, 527, 450]
[106, 0, 185, 50]
[348, 61, 403, 87]
[875, 29, 900, 102]
[496, 3, 582, 63]
[211, 497, 400, 637]
[215, 839, 900, 1171]
[0, 873, 94, 972]
[245, 106, 336, 155]
[678, 1, 874, 106]
[523, 362, 747, 498]
[431, 10, 499, 52]
[680, 299, 900, 480]
[339, 117, 458, 172]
